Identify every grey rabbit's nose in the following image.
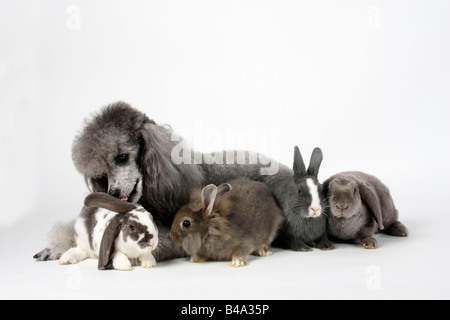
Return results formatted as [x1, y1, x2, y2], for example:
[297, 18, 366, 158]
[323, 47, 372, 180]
[336, 204, 349, 210]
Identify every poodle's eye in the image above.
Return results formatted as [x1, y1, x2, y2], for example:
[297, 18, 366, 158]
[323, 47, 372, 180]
[116, 153, 129, 164]
[182, 220, 191, 228]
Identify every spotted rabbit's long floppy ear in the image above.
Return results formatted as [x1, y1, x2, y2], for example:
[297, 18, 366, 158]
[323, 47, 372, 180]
[98, 214, 123, 270]
[85, 192, 136, 213]
[359, 182, 384, 230]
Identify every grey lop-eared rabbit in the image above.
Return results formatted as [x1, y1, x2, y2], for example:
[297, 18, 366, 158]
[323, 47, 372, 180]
[34, 101, 291, 262]
[323, 171, 408, 249]
[270, 146, 334, 252]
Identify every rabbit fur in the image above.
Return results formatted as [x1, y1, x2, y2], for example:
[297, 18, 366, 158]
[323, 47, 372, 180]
[170, 179, 284, 267]
[323, 171, 408, 249]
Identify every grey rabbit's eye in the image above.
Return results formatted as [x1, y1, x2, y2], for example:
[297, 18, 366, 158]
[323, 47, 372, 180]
[183, 220, 191, 228]
[353, 187, 357, 194]
[298, 189, 303, 195]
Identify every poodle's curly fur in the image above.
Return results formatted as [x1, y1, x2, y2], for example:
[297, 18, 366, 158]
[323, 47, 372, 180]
[34, 101, 291, 262]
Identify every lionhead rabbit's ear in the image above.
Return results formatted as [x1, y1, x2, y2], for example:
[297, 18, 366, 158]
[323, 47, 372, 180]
[216, 183, 232, 199]
[307, 147, 323, 177]
[359, 182, 385, 230]
[85, 193, 136, 213]
[98, 214, 123, 270]
[201, 184, 218, 218]
[293, 146, 306, 178]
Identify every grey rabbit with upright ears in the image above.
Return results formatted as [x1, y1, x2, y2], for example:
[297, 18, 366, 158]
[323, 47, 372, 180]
[170, 179, 284, 267]
[269, 146, 334, 252]
[59, 191, 159, 271]
[323, 171, 408, 249]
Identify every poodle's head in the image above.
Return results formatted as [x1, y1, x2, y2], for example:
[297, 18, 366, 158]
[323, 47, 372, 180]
[72, 101, 154, 203]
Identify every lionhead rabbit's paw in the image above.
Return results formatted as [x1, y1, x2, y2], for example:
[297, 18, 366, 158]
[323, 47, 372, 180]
[361, 237, 378, 249]
[229, 256, 247, 268]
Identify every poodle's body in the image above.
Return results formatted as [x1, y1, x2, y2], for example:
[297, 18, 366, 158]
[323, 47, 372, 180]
[34, 102, 291, 262]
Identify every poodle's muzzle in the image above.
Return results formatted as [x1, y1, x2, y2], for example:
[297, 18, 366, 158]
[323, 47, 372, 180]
[106, 165, 143, 204]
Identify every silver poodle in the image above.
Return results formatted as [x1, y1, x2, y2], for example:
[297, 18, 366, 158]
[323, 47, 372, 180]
[34, 101, 291, 262]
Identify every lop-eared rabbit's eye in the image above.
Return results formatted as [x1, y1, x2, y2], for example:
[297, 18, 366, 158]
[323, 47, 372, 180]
[116, 153, 129, 164]
[182, 220, 191, 228]
[129, 224, 136, 231]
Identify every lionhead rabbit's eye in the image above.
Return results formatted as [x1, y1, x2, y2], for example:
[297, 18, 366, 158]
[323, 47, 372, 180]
[182, 220, 191, 228]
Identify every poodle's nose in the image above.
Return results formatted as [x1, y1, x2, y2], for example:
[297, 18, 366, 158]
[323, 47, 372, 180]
[108, 189, 121, 199]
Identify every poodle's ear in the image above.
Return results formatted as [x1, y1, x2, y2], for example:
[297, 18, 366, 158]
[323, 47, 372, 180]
[98, 214, 123, 270]
[139, 122, 171, 184]
[85, 192, 136, 213]
[359, 182, 384, 230]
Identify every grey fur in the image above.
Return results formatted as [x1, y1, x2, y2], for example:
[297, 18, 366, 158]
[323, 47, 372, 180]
[323, 171, 408, 249]
[34, 101, 290, 262]
[269, 147, 334, 252]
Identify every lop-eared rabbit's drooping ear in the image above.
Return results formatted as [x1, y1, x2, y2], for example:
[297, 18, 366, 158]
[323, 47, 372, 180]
[84, 192, 137, 213]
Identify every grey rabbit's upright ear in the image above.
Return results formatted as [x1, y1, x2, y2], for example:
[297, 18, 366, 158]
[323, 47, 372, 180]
[85, 192, 136, 213]
[307, 147, 323, 177]
[358, 182, 384, 230]
[98, 214, 123, 270]
[293, 146, 306, 178]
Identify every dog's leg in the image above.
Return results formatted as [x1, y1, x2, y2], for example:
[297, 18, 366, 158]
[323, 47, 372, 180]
[33, 220, 76, 261]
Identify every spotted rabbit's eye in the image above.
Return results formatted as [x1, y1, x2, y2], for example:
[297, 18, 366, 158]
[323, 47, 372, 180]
[182, 220, 191, 228]
[129, 224, 136, 231]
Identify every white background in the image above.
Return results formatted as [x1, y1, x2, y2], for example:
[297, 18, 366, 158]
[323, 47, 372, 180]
[0, 0, 449, 299]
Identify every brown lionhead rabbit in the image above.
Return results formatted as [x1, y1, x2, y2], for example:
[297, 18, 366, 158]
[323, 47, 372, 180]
[170, 179, 284, 267]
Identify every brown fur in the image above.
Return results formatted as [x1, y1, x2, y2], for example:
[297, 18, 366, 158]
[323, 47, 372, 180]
[170, 179, 284, 266]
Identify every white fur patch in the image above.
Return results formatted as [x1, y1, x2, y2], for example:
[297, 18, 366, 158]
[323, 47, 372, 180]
[92, 208, 118, 255]
[307, 178, 322, 217]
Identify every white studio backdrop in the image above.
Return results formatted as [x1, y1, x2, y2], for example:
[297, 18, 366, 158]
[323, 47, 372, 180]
[0, 0, 449, 299]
